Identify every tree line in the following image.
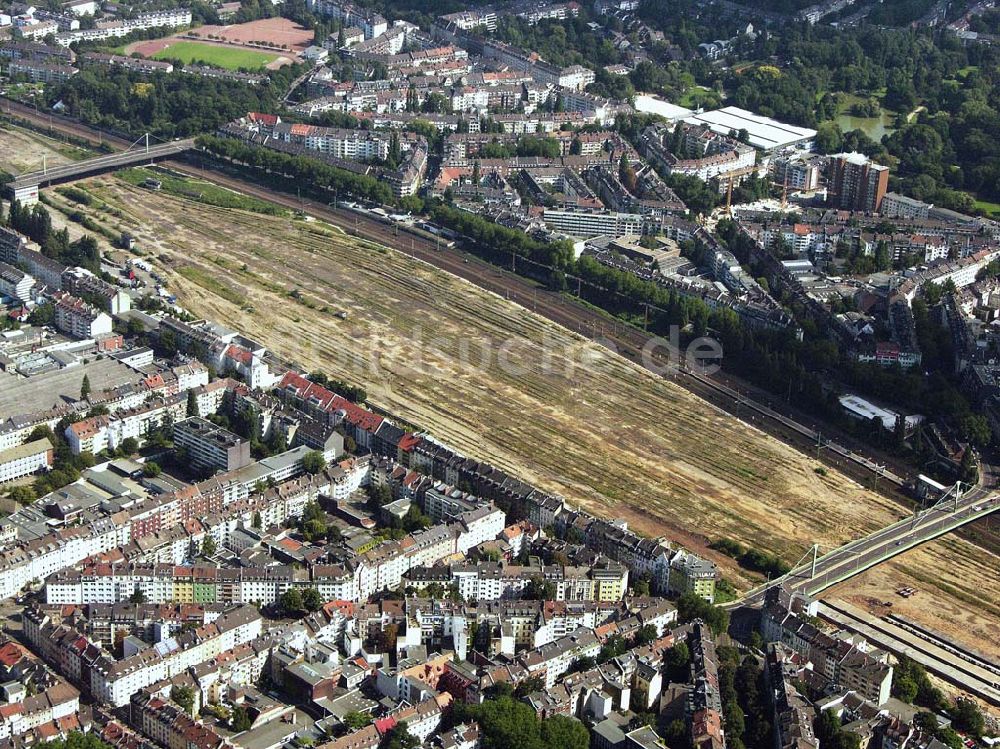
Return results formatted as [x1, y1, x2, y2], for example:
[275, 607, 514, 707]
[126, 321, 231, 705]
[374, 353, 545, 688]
[45, 66, 304, 140]
[196, 134, 396, 206]
[5, 199, 101, 274]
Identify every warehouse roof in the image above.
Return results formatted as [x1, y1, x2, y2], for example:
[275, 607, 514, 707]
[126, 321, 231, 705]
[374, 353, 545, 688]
[682, 106, 817, 151]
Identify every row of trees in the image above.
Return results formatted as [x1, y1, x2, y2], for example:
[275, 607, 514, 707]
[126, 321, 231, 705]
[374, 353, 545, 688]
[709, 538, 791, 579]
[6, 200, 101, 273]
[719, 648, 772, 749]
[190, 97, 988, 461]
[197, 134, 395, 206]
[46, 66, 301, 140]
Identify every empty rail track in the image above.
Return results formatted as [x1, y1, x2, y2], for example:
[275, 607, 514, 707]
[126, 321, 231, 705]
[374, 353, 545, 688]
[0, 99, 929, 497]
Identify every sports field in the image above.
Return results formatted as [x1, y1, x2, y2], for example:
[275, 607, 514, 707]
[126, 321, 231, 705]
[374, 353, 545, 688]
[151, 41, 278, 70]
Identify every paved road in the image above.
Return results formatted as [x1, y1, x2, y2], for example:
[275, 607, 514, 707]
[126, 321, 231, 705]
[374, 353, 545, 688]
[740, 489, 1000, 606]
[8, 138, 194, 190]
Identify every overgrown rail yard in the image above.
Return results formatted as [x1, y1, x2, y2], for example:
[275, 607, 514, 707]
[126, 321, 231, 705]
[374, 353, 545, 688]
[13, 162, 996, 666]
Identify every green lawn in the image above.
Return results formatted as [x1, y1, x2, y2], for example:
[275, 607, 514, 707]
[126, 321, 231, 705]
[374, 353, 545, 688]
[151, 41, 278, 70]
[678, 86, 721, 110]
[974, 198, 1000, 218]
[117, 167, 287, 215]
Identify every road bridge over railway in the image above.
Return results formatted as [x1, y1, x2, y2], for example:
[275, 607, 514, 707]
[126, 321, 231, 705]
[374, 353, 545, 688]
[732, 482, 998, 608]
[6, 134, 194, 205]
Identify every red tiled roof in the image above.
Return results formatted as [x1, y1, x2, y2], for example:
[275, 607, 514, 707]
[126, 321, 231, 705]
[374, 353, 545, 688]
[249, 112, 278, 126]
[397, 433, 421, 452]
[69, 415, 110, 438]
[56, 714, 81, 732]
[277, 372, 383, 433]
[225, 344, 254, 365]
[324, 600, 355, 617]
[0, 642, 25, 668]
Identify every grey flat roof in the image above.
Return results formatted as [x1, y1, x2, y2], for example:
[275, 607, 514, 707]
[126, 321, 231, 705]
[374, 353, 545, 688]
[683, 106, 817, 151]
[0, 358, 145, 420]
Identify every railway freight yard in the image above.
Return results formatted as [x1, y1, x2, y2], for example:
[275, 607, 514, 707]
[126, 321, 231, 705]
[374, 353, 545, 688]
[2, 0, 1000, 743]
[1, 103, 999, 707]
[28, 159, 1000, 669]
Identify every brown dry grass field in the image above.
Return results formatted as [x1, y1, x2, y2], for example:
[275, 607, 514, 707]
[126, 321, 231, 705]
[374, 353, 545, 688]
[42, 170, 997, 665]
[190, 18, 315, 52]
[0, 123, 90, 175]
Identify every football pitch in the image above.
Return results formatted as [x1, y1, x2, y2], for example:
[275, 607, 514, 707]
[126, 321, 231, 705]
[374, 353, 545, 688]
[151, 41, 279, 70]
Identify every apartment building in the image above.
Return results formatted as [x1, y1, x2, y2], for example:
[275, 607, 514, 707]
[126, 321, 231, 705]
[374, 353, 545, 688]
[62, 268, 132, 314]
[52, 292, 113, 339]
[766, 643, 819, 749]
[422, 483, 482, 522]
[668, 551, 719, 603]
[667, 146, 756, 186]
[53, 9, 192, 46]
[438, 9, 497, 31]
[0, 229, 66, 288]
[45, 563, 343, 607]
[349, 24, 408, 56]
[761, 603, 893, 706]
[25, 604, 262, 706]
[514, 0, 581, 25]
[0, 40, 76, 63]
[172, 416, 252, 473]
[770, 153, 823, 192]
[520, 628, 600, 689]
[13, 20, 59, 40]
[543, 208, 644, 238]
[9, 59, 78, 82]
[0, 679, 81, 742]
[0, 261, 34, 302]
[688, 622, 725, 749]
[307, 0, 387, 38]
[0, 438, 53, 483]
[322, 26, 365, 50]
[880, 192, 931, 220]
[558, 64, 595, 91]
[80, 51, 175, 75]
[272, 123, 390, 160]
[828, 152, 889, 214]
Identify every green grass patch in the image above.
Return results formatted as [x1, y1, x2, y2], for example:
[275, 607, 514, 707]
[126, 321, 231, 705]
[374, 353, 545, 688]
[974, 198, 1000, 218]
[678, 86, 721, 110]
[117, 167, 286, 215]
[150, 40, 278, 70]
[56, 185, 93, 205]
[176, 266, 245, 306]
